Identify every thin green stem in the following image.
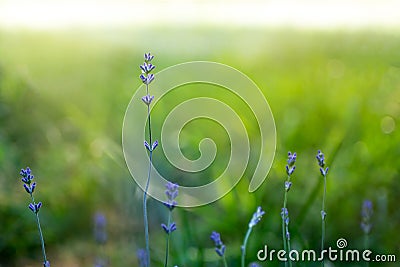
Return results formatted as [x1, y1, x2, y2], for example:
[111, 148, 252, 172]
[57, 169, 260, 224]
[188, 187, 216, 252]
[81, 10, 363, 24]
[321, 174, 327, 267]
[164, 211, 172, 267]
[222, 255, 228, 267]
[30, 193, 47, 264]
[364, 234, 369, 267]
[286, 228, 292, 267]
[282, 190, 288, 267]
[282, 175, 291, 267]
[241, 227, 252, 267]
[143, 150, 152, 267]
[143, 82, 153, 267]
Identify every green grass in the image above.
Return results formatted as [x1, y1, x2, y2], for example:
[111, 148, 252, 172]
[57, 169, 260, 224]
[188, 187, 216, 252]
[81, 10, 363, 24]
[0, 26, 399, 266]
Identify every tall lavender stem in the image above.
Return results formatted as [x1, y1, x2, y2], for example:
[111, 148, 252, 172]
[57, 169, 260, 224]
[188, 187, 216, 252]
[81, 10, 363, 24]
[316, 150, 329, 267]
[140, 52, 157, 267]
[282, 152, 296, 267]
[241, 207, 265, 267]
[20, 167, 50, 267]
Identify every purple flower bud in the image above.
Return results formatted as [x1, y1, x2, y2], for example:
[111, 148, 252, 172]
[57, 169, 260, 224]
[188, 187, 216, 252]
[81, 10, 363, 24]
[164, 181, 179, 210]
[249, 206, 265, 228]
[144, 52, 154, 62]
[44, 261, 50, 267]
[285, 181, 292, 191]
[161, 222, 177, 234]
[321, 210, 327, 220]
[210, 231, 225, 257]
[29, 202, 42, 213]
[215, 245, 226, 257]
[140, 62, 156, 74]
[286, 165, 296, 176]
[31, 182, 36, 193]
[316, 150, 326, 168]
[287, 152, 297, 166]
[24, 183, 31, 194]
[141, 95, 154, 106]
[144, 141, 151, 151]
[281, 208, 288, 220]
[320, 167, 329, 177]
[151, 140, 158, 151]
[20, 167, 34, 184]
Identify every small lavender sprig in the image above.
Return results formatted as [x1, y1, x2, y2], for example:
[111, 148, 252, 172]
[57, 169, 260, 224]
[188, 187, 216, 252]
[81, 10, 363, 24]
[94, 212, 107, 267]
[282, 152, 296, 267]
[137, 248, 148, 267]
[316, 150, 329, 267]
[210, 231, 228, 267]
[241, 207, 265, 267]
[140, 52, 157, 267]
[20, 167, 50, 267]
[162, 182, 179, 267]
[361, 200, 373, 267]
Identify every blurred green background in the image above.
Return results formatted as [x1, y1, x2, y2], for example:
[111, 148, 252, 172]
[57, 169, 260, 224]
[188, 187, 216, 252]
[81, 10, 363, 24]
[0, 22, 399, 267]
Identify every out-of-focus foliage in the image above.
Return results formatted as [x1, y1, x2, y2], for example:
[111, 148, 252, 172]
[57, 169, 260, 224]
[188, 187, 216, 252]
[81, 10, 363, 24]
[0, 28, 399, 266]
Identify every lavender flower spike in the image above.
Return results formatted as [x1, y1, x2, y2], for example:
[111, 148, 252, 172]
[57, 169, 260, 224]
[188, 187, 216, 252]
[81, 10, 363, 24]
[210, 231, 227, 266]
[19, 167, 50, 267]
[361, 200, 373, 234]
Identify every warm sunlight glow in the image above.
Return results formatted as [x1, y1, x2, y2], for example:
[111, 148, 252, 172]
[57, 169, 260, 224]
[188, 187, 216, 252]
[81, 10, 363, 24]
[0, 0, 399, 29]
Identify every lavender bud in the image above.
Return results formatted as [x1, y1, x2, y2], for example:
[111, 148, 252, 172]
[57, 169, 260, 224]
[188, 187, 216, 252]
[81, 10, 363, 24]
[29, 202, 42, 214]
[210, 231, 226, 257]
[144, 52, 154, 62]
[321, 210, 327, 220]
[215, 245, 226, 257]
[151, 140, 158, 151]
[210, 231, 223, 246]
[44, 261, 50, 267]
[141, 95, 154, 106]
[23, 183, 31, 194]
[285, 181, 292, 191]
[316, 150, 326, 167]
[287, 152, 297, 166]
[164, 181, 179, 210]
[249, 206, 265, 228]
[144, 141, 151, 151]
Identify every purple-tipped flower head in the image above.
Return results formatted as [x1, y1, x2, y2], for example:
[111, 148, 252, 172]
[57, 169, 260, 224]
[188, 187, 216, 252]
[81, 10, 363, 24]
[140, 53, 155, 86]
[20, 167, 34, 184]
[164, 181, 179, 210]
[141, 95, 154, 106]
[144, 52, 154, 62]
[286, 152, 296, 176]
[44, 261, 50, 267]
[94, 212, 107, 244]
[361, 200, 373, 234]
[29, 202, 42, 214]
[316, 150, 329, 176]
[161, 222, 177, 234]
[249, 206, 265, 228]
[316, 150, 325, 167]
[210, 231, 226, 257]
